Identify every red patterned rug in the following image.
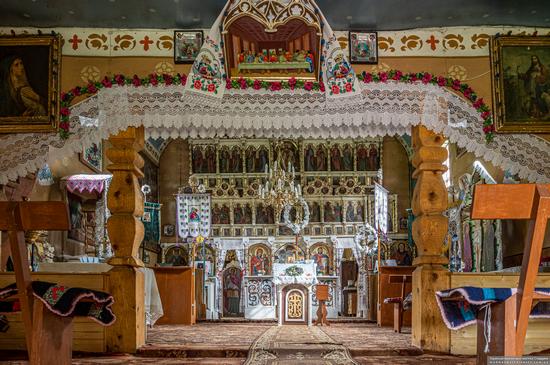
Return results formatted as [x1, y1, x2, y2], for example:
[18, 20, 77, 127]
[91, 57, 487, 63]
[244, 325, 358, 365]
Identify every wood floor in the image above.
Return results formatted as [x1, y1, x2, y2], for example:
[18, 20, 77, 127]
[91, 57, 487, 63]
[0, 323, 476, 364]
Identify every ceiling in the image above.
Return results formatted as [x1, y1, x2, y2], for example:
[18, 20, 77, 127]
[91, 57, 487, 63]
[1, 0, 549, 31]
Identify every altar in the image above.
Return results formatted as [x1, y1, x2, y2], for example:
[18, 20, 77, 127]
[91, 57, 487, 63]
[273, 263, 317, 326]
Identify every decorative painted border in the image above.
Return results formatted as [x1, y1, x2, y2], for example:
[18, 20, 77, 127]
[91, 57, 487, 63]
[1, 26, 547, 58]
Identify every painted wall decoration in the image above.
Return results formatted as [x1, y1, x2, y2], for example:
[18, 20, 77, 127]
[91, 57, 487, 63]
[349, 31, 378, 64]
[176, 194, 211, 238]
[247, 279, 274, 307]
[275, 244, 305, 264]
[80, 141, 102, 173]
[249, 244, 271, 276]
[223, 266, 242, 316]
[174, 30, 203, 64]
[0, 35, 61, 133]
[310, 244, 331, 276]
[165, 246, 188, 266]
[222, 0, 322, 81]
[491, 35, 550, 133]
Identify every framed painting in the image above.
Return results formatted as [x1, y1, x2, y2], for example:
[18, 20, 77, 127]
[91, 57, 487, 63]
[0, 35, 61, 133]
[491, 36, 550, 133]
[174, 30, 204, 64]
[349, 31, 378, 64]
[80, 141, 102, 173]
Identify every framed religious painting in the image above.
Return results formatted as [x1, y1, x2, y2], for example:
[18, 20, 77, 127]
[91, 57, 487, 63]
[491, 35, 550, 133]
[174, 30, 204, 64]
[0, 35, 61, 133]
[348, 31, 378, 64]
[80, 141, 102, 173]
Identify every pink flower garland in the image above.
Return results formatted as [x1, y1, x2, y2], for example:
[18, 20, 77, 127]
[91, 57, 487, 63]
[59, 71, 494, 142]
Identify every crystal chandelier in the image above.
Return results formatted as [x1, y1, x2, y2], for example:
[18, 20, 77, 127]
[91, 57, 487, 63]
[258, 160, 301, 218]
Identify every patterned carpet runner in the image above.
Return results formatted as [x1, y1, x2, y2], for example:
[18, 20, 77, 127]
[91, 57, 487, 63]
[244, 325, 359, 365]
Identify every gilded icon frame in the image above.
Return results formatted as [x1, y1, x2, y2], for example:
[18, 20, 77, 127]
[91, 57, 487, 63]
[490, 35, 550, 133]
[0, 35, 61, 133]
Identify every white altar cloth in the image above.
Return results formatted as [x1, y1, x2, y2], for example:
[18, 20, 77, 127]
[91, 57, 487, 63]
[272, 263, 318, 286]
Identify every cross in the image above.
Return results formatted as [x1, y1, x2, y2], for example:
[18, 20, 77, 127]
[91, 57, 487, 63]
[140, 36, 154, 51]
[69, 34, 82, 50]
[426, 35, 439, 51]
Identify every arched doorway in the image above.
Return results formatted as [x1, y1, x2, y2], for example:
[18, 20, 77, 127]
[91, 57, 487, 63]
[282, 284, 308, 324]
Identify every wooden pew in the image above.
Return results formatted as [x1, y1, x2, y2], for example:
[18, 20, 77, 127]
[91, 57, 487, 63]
[388, 274, 412, 333]
[470, 184, 550, 362]
[0, 201, 73, 364]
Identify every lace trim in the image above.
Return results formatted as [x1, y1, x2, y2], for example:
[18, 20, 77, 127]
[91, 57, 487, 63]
[1, 83, 548, 185]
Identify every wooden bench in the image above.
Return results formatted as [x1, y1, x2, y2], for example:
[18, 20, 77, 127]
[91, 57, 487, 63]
[0, 201, 86, 364]
[466, 184, 550, 364]
[385, 274, 412, 333]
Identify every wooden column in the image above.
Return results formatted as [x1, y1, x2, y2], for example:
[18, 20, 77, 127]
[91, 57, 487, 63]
[105, 126, 146, 353]
[410, 125, 450, 352]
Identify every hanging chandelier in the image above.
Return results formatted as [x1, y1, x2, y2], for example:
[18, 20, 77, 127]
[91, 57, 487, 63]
[258, 160, 301, 218]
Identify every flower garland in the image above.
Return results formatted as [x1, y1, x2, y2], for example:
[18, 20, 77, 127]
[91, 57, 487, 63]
[59, 71, 494, 142]
[357, 70, 494, 142]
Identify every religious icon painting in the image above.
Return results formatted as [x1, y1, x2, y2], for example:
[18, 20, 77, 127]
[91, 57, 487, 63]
[490, 36, 550, 133]
[163, 224, 175, 237]
[80, 141, 102, 173]
[0, 35, 61, 133]
[176, 194, 211, 238]
[349, 31, 378, 64]
[174, 30, 204, 64]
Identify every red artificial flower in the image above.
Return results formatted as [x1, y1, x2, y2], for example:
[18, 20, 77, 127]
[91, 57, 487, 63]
[452, 79, 461, 90]
[379, 72, 388, 82]
[207, 83, 216, 92]
[253, 79, 262, 90]
[114, 74, 125, 86]
[59, 121, 70, 131]
[60, 107, 70, 116]
[463, 87, 473, 99]
[345, 83, 353, 92]
[72, 87, 81, 96]
[132, 75, 141, 87]
[164, 74, 173, 85]
[421, 72, 432, 84]
[180, 74, 187, 86]
[304, 81, 313, 91]
[332, 85, 340, 94]
[473, 98, 484, 109]
[239, 77, 247, 90]
[194, 80, 202, 90]
[364, 73, 373, 83]
[270, 82, 282, 91]
[437, 76, 446, 87]
[60, 92, 68, 101]
[150, 75, 159, 86]
[225, 79, 233, 90]
[87, 83, 98, 94]
[392, 70, 403, 80]
[101, 77, 112, 88]
[288, 77, 297, 90]
[481, 111, 491, 119]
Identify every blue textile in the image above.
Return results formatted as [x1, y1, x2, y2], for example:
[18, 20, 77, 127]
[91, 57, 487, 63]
[435, 286, 550, 330]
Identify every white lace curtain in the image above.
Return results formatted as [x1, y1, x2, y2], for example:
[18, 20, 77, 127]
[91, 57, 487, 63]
[1, 82, 549, 185]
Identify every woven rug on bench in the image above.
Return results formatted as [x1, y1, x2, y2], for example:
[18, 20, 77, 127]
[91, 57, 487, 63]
[244, 325, 358, 365]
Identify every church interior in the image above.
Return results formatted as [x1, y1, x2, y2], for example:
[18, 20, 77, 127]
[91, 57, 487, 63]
[0, 0, 549, 364]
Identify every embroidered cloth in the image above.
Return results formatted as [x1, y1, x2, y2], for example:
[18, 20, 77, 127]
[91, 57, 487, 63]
[435, 286, 550, 330]
[64, 174, 112, 194]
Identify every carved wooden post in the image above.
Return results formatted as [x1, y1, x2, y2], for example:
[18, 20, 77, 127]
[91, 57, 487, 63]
[105, 126, 146, 353]
[410, 125, 450, 352]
